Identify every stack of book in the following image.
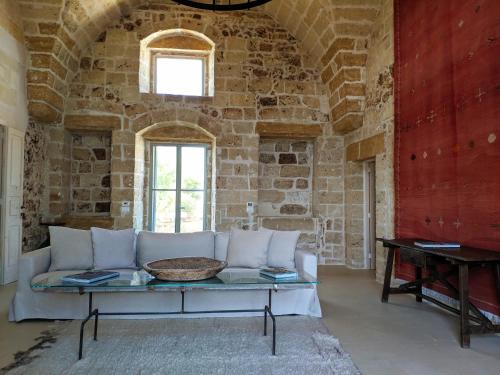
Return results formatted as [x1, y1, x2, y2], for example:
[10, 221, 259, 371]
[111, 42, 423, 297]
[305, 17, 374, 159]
[259, 267, 298, 280]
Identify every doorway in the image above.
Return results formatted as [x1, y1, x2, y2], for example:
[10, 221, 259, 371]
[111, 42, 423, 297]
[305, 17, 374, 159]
[364, 160, 376, 269]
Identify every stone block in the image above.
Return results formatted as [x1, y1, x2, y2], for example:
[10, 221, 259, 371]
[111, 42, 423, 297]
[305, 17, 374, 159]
[27, 85, 64, 110]
[261, 218, 315, 231]
[321, 38, 356, 66]
[26, 36, 55, 53]
[72, 148, 91, 160]
[28, 102, 61, 123]
[259, 190, 285, 203]
[296, 179, 309, 189]
[334, 52, 368, 69]
[95, 202, 111, 213]
[280, 165, 310, 178]
[330, 99, 363, 122]
[333, 113, 364, 134]
[278, 153, 297, 164]
[280, 204, 307, 215]
[65, 115, 121, 130]
[273, 179, 294, 189]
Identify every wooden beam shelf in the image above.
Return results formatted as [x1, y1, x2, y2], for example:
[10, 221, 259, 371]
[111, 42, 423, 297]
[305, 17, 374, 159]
[256, 122, 322, 139]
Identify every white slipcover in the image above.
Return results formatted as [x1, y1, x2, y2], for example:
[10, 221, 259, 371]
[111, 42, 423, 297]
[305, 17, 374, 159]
[9, 232, 321, 322]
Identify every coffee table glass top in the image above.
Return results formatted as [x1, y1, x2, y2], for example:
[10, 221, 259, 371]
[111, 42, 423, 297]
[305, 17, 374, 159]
[31, 269, 318, 292]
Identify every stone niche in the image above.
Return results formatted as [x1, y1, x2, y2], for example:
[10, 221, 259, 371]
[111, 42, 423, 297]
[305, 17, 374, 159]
[258, 138, 314, 217]
[70, 131, 112, 216]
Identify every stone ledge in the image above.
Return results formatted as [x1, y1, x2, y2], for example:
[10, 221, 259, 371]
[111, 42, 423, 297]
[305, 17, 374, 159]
[332, 113, 364, 134]
[64, 114, 122, 131]
[256, 122, 322, 139]
[28, 101, 61, 123]
[62, 215, 114, 230]
[346, 133, 385, 162]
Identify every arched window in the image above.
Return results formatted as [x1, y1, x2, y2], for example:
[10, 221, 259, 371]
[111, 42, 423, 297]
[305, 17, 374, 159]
[139, 29, 215, 97]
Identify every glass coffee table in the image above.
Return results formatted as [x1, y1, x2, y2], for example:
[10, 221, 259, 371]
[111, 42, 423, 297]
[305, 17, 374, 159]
[32, 270, 318, 359]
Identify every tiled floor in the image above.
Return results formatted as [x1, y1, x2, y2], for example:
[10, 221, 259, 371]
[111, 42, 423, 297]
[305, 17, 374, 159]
[1, 266, 499, 374]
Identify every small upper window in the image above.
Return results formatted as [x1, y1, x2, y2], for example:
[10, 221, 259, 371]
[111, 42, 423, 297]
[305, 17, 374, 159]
[155, 57, 204, 96]
[140, 29, 215, 97]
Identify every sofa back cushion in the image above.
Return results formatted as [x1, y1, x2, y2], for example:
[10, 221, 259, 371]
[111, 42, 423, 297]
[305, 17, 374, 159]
[214, 232, 230, 261]
[265, 229, 300, 269]
[49, 226, 93, 271]
[137, 231, 215, 266]
[226, 229, 273, 268]
[91, 227, 137, 270]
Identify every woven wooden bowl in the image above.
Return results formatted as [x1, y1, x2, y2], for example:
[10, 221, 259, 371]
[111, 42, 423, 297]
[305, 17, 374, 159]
[143, 257, 227, 281]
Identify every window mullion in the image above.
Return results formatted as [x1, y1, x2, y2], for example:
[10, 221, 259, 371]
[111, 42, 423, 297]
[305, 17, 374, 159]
[175, 145, 182, 233]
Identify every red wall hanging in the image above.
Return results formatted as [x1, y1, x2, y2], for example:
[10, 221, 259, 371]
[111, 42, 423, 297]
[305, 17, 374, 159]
[394, 0, 500, 315]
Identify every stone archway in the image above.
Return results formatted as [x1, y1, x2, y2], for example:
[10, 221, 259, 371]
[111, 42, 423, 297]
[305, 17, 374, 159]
[133, 121, 217, 231]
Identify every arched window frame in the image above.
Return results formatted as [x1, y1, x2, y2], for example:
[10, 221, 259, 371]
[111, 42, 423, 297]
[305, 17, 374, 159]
[139, 29, 215, 97]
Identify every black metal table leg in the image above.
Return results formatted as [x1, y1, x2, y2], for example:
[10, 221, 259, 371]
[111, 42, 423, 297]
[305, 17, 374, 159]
[494, 263, 500, 300]
[415, 266, 423, 302]
[263, 289, 276, 355]
[79, 293, 99, 360]
[459, 264, 471, 348]
[381, 246, 395, 302]
[264, 289, 271, 336]
[265, 306, 276, 355]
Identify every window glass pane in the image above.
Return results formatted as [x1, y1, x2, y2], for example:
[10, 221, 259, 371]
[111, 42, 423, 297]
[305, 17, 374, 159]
[154, 146, 176, 189]
[181, 146, 205, 190]
[153, 190, 176, 233]
[180, 191, 204, 233]
[156, 57, 203, 96]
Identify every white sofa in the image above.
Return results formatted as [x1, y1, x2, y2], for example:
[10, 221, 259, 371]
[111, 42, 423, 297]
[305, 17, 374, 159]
[9, 231, 321, 321]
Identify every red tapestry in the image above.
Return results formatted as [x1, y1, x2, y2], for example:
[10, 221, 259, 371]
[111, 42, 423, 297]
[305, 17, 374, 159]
[394, 0, 500, 315]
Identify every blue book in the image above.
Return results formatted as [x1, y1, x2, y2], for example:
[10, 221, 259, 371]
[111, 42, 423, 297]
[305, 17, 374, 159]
[61, 271, 120, 284]
[414, 241, 460, 249]
[260, 268, 298, 279]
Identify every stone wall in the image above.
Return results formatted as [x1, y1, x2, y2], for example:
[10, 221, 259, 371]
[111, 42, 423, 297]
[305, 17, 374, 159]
[55, 3, 342, 262]
[343, 0, 395, 276]
[16, 1, 396, 271]
[70, 133, 111, 216]
[0, 0, 28, 132]
[264, 0, 382, 134]
[258, 139, 313, 217]
[22, 121, 47, 251]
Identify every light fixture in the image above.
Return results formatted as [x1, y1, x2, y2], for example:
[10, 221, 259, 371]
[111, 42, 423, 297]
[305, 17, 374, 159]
[173, 0, 272, 11]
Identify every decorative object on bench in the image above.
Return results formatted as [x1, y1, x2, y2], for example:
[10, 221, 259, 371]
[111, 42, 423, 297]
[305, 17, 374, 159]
[143, 257, 227, 281]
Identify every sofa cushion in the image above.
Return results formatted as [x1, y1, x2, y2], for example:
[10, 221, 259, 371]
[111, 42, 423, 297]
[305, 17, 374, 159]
[49, 227, 93, 271]
[214, 232, 230, 261]
[91, 227, 137, 270]
[265, 229, 300, 269]
[226, 229, 273, 269]
[137, 231, 215, 266]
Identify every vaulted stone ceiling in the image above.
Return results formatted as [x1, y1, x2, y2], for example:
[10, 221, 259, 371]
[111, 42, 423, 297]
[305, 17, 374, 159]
[20, 0, 382, 133]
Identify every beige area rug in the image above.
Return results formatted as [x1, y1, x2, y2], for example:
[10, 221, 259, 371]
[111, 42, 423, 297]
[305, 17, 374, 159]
[1, 316, 361, 375]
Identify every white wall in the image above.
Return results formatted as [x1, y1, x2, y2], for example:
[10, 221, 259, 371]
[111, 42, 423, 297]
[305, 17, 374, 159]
[0, 0, 28, 132]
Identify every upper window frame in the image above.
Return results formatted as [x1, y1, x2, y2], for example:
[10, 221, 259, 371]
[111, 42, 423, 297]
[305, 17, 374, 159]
[151, 50, 210, 96]
[140, 29, 215, 97]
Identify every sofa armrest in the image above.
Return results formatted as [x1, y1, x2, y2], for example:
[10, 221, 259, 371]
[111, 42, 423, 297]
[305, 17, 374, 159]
[295, 250, 317, 279]
[17, 246, 51, 291]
